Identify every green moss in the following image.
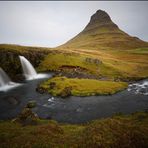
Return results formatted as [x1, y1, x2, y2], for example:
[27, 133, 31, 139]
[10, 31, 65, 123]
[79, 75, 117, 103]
[39, 77, 128, 97]
[0, 112, 148, 147]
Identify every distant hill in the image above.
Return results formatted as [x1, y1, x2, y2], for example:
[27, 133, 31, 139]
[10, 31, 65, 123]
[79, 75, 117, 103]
[60, 10, 148, 50]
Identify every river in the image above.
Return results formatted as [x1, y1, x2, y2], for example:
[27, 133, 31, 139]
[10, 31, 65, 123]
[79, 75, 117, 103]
[0, 73, 147, 124]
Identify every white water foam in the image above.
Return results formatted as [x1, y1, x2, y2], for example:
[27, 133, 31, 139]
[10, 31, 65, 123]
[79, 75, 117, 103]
[0, 68, 20, 92]
[0, 82, 21, 92]
[48, 97, 54, 102]
[128, 80, 148, 95]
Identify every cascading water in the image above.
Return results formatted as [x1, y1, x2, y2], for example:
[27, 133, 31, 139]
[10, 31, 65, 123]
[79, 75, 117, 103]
[0, 68, 11, 87]
[19, 56, 37, 80]
[19, 56, 48, 80]
[128, 80, 148, 95]
[0, 68, 20, 91]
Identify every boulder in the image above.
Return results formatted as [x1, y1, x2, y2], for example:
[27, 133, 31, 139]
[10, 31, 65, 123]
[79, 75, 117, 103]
[14, 106, 38, 125]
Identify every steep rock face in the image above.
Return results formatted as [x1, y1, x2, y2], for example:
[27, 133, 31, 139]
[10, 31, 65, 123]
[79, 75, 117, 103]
[61, 10, 148, 50]
[84, 10, 118, 32]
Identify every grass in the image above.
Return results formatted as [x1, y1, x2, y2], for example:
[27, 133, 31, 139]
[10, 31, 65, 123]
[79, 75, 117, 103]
[0, 44, 51, 53]
[39, 48, 148, 81]
[39, 77, 128, 97]
[0, 112, 148, 147]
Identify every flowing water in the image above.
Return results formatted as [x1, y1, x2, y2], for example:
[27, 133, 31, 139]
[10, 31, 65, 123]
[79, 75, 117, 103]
[0, 74, 147, 124]
[0, 68, 20, 91]
[128, 80, 148, 95]
[19, 56, 37, 80]
[19, 56, 48, 80]
[0, 57, 147, 123]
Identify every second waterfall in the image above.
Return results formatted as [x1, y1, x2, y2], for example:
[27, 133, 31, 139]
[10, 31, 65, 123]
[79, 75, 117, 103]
[19, 56, 37, 80]
[19, 56, 49, 80]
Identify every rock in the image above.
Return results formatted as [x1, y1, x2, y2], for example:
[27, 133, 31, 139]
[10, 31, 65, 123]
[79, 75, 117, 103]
[36, 87, 46, 94]
[14, 107, 39, 125]
[5, 96, 19, 105]
[139, 88, 146, 94]
[90, 10, 112, 24]
[26, 101, 37, 108]
[85, 57, 101, 65]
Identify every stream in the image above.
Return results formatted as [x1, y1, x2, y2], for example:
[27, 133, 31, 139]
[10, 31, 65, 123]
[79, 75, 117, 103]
[0, 73, 147, 124]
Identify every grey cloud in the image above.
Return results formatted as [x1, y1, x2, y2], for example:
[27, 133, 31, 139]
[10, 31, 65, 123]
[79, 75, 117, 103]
[0, 1, 148, 47]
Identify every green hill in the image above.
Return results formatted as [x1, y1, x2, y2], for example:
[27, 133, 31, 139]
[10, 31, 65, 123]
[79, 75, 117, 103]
[60, 10, 148, 50]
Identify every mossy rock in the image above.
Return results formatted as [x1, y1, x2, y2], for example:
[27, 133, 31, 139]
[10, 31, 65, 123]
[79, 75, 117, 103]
[14, 107, 38, 125]
[26, 101, 37, 108]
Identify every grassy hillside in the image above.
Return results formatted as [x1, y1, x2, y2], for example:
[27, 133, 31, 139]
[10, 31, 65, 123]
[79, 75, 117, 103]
[60, 10, 148, 50]
[0, 112, 148, 147]
[39, 49, 148, 81]
[38, 10, 148, 82]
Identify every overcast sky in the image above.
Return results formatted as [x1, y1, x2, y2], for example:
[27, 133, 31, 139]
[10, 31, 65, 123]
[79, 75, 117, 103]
[0, 1, 148, 47]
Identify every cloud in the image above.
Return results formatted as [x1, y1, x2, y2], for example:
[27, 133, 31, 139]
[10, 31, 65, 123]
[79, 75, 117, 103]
[0, 1, 148, 47]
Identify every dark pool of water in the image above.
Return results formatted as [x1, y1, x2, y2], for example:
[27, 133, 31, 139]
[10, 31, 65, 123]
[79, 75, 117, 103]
[0, 74, 148, 124]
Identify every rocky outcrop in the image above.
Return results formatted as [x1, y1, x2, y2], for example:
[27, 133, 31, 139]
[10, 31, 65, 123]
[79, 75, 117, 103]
[13, 101, 38, 125]
[0, 44, 51, 81]
[85, 57, 102, 65]
[84, 10, 119, 32]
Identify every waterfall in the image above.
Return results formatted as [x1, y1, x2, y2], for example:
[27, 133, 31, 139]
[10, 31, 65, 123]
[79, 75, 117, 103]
[19, 56, 37, 80]
[0, 68, 11, 87]
[19, 56, 49, 80]
[0, 68, 20, 91]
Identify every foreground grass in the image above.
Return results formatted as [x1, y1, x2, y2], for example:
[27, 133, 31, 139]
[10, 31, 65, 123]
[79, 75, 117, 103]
[0, 112, 148, 148]
[39, 77, 128, 97]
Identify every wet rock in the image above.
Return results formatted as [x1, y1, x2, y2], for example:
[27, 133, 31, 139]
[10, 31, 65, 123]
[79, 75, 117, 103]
[139, 88, 146, 94]
[26, 100, 37, 108]
[14, 106, 39, 125]
[5, 96, 19, 105]
[36, 87, 46, 94]
[14, 74, 26, 82]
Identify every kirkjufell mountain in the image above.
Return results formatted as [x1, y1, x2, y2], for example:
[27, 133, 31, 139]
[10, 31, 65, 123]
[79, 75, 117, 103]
[61, 10, 148, 50]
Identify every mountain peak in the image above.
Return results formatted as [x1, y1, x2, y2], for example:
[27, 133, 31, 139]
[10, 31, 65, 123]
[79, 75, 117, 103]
[84, 9, 118, 32]
[90, 10, 112, 24]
